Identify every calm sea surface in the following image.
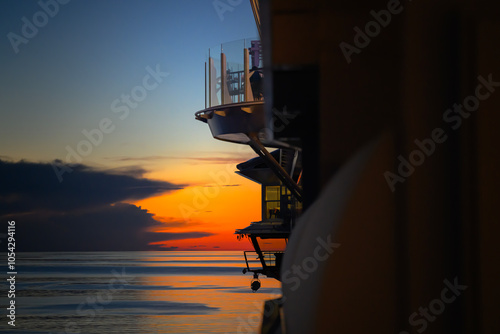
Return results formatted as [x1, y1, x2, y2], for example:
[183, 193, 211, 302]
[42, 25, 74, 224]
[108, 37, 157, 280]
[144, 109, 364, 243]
[0, 251, 281, 334]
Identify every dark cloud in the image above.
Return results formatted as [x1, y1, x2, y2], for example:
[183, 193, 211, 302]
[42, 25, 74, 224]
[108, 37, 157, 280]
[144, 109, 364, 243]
[151, 216, 203, 227]
[102, 165, 149, 178]
[0, 160, 213, 251]
[202, 184, 241, 187]
[107, 155, 254, 165]
[0, 160, 182, 215]
[159, 246, 179, 251]
[14, 203, 213, 251]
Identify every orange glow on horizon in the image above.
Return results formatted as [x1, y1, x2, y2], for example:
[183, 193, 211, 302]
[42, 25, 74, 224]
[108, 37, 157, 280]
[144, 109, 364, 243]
[132, 162, 262, 250]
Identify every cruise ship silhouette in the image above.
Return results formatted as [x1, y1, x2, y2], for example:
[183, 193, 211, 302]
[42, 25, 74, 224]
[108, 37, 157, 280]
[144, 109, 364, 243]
[195, 1, 500, 333]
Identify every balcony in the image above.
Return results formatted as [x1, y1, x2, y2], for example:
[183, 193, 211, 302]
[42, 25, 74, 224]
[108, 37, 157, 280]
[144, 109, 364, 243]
[195, 38, 270, 145]
[243, 250, 284, 280]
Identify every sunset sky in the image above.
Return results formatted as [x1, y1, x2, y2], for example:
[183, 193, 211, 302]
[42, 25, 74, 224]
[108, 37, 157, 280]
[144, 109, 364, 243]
[0, 0, 262, 251]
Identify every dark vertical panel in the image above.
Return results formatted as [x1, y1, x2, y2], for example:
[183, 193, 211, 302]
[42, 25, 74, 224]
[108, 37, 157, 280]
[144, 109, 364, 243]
[442, 12, 464, 334]
[271, 67, 319, 209]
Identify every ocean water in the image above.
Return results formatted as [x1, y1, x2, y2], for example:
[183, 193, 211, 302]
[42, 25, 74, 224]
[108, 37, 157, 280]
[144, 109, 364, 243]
[0, 252, 281, 334]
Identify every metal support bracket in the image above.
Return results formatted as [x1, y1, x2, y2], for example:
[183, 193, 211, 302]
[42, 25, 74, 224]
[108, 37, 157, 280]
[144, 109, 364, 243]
[248, 133, 302, 202]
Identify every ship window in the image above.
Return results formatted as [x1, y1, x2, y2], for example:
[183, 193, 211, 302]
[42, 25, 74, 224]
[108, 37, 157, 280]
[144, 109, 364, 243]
[266, 201, 281, 219]
[265, 186, 280, 201]
[264, 186, 281, 219]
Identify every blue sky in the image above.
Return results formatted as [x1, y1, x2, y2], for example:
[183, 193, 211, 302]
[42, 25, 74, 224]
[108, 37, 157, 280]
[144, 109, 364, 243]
[0, 0, 262, 251]
[0, 0, 258, 167]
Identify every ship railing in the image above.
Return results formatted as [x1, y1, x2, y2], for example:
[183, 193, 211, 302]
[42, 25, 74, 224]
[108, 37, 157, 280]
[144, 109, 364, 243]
[243, 250, 284, 272]
[205, 38, 263, 109]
